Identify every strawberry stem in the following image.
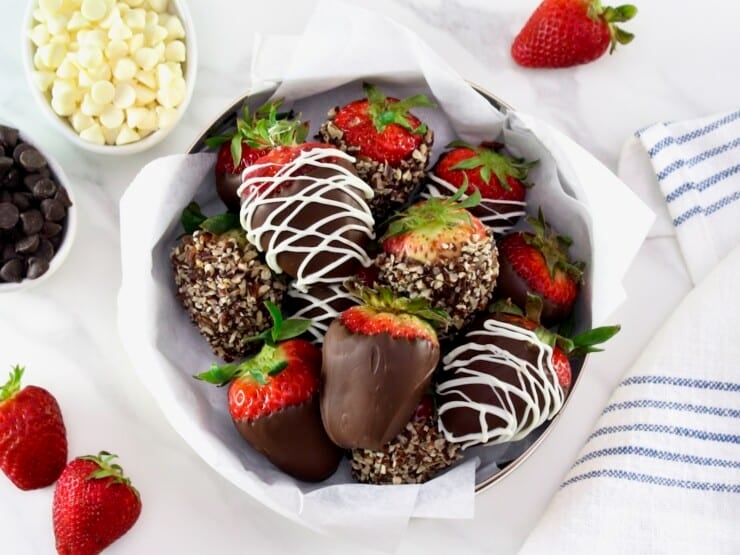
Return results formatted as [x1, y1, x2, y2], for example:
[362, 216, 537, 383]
[0, 365, 23, 403]
[180, 202, 242, 236]
[80, 451, 139, 498]
[588, 1, 638, 54]
[344, 281, 450, 327]
[446, 140, 537, 192]
[363, 82, 436, 135]
[524, 208, 585, 283]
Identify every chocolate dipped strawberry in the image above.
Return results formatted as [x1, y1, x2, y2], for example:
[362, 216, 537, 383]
[318, 82, 436, 220]
[284, 283, 361, 346]
[375, 188, 499, 331]
[171, 203, 286, 361]
[240, 143, 375, 292]
[437, 299, 619, 449]
[205, 98, 308, 211]
[425, 141, 537, 234]
[321, 286, 447, 450]
[196, 302, 341, 482]
[496, 209, 584, 326]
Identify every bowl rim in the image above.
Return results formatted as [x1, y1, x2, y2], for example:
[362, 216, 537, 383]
[0, 122, 78, 293]
[186, 81, 590, 494]
[21, 0, 198, 155]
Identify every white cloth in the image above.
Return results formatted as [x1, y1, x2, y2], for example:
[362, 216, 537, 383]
[520, 114, 740, 554]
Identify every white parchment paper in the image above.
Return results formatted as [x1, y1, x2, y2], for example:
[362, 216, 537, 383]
[118, 0, 654, 550]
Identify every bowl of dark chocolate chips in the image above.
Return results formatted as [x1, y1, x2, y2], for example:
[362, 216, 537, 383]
[0, 123, 76, 292]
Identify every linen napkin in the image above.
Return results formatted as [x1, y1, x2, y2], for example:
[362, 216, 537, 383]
[520, 112, 740, 554]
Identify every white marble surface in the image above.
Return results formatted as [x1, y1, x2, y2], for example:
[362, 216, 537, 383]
[0, 0, 737, 553]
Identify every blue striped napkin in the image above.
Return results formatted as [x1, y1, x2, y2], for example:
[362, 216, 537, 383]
[521, 242, 740, 554]
[636, 109, 740, 283]
[521, 112, 740, 553]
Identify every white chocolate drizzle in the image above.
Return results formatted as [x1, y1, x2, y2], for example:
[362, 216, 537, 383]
[238, 147, 375, 292]
[436, 318, 565, 449]
[286, 283, 359, 344]
[423, 174, 526, 234]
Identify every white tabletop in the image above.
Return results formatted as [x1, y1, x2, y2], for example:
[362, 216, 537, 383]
[1, 1, 738, 553]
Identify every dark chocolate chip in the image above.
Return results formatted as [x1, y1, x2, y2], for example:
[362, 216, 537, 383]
[23, 173, 44, 190]
[38, 167, 50, 178]
[0, 156, 12, 174]
[41, 199, 65, 222]
[0, 191, 10, 203]
[12, 143, 33, 164]
[54, 186, 72, 208]
[0, 126, 19, 150]
[1, 242, 16, 262]
[0, 146, 5, 157]
[36, 239, 54, 261]
[0, 258, 24, 282]
[26, 257, 49, 279]
[19, 148, 47, 172]
[0, 202, 19, 229]
[1, 168, 19, 189]
[11, 192, 32, 211]
[31, 178, 56, 200]
[41, 221, 62, 238]
[50, 234, 62, 250]
[20, 209, 43, 234]
[16, 234, 39, 254]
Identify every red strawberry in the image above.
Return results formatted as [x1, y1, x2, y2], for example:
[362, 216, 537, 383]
[206, 98, 308, 211]
[53, 452, 141, 555]
[512, 0, 638, 68]
[0, 365, 67, 490]
[496, 209, 584, 326]
[376, 189, 499, 330]
[321, 286, 447, 450]
[428, 141, 537, 234]
[196, 302, 341, 481]
[319, 82, 436, 219]
[240, 142, 334, 189]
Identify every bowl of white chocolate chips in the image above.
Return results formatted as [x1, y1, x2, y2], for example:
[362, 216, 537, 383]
[22, 0, 197, 154]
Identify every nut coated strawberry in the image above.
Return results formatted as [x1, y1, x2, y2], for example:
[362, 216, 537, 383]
[53, 452, 141, 555]
[321, 285, 447, 450]
[318, 82, 436, 220]
[427, 141, 537, 234]
[496, 209, 584, 326]
[0, 365, 67, 490]
[205, 98, 308, 211]
[196, 302, 341, 481]
[512, 0, 638, 68]
[376, 188, 499, 331]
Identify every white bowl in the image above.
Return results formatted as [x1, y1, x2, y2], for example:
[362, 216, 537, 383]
[21, 0, 198, 155]
[0, 123, 77, 293]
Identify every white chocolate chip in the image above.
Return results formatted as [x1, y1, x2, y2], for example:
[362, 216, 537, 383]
[91, 80, 115, 104]
[80, 93, 104, 115]
[38, 43, 67, 69]
[33, 9, 47, 23]
[77, 70, 94, 88]
[164, 40, 185, 62]
[46, 14, 69, 35]
[133, 84, 156, 105]
[56, 57, 79, 79]
[99, 104, 124, 128]
[77, 45, 103, 68]
[30, 25, 51, 47]
[108, 21, 133, 40]
[116, 124, 140, 145]
[145, 10, 158, 26]
[71, 111, 95, 132]
[124, 8, 146, 30]
[155, 61, 173, 85]
[88, 62, 111, 81]
[156, 77, 184, 109]
[133, 47, 157, 70]
[113, 57, 137, 80]
[128, 32, 144, 52]
[80, 123, 106, 145]
[125, 0, 145, 6]
[32, 71, 56, 92]
[40, 0, 63, 13]
[67, 11, 90, 31]
[80, 28, 107, 48]
[156, 105, 178, 128]
[164, 14, 184, 39]
[104, 39, 128, 60]
[113, 81, 136, 108]
[81, 0, 108, 22]
[51, 93, 77, 116]
[135, 68, 155, 88]
[144, 24, 167, 46]
[50, 33, 72, 45]
[102, 124, 120, 144]
[147, 0, 168, 13]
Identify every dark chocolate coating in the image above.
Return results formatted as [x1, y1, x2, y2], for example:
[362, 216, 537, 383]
[215, 171, 242, 213]
[437, 315, 558, 441]
[495, 256, 572, 326]
[284, 283, 360, 345]
[233, 394, 342, 482]
[320, 319, 440, 450]
[250, 160, 371, 280]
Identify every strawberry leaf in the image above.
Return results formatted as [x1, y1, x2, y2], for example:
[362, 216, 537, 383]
[199, 213, 240, 235]
[267, 360, 288, 376]
[194, 362, 241, 386]
[204, 135, 231, 148]
[0, 365, 23, 402]
[275, 318, 313, 342]
[230, 134, 243, 168]
[181, 202, 206, 234]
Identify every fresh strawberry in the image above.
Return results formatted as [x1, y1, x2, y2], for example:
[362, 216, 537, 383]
[512, 0, 638, 68]
[172, 203, 286, 362]
[376, 188, 498, 330]
[321, 285, 447, 450]
[436, 299, 619, 448]
[196, 302, 341, 481]
[53, 452, 141, 555]
[205, 98, 308, 211]
[496, 209, 584, 326]
[0, 365, 67, 490]
[319, 82, 436, 220]
[427, 141, 537, 234]
[240, 142, 375, 290]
